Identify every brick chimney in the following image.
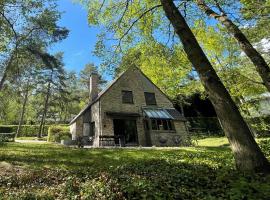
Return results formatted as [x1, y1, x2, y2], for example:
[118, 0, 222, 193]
[89, 72, 98, 102]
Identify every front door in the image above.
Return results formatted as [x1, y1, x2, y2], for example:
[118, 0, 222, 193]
[113, 119, 138, 146]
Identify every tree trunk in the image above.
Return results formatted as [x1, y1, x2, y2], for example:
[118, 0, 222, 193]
[160, 0, 270, 173]
[196, 0, 270, 92]
[16, 84, 30, 138]
[0, 53, 15, 91]
[38, 81, 51, 138]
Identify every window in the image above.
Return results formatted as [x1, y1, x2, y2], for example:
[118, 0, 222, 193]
[122, 90, 133, 104]
[90, 122, 95, 136]
[144, 92, 157, 105]
[151, 119, 158, 130]
[150, 119, 174, 131]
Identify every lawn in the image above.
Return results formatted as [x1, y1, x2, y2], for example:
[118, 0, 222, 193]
[0, 137, 270, 199]
[16, 136, 47, 141]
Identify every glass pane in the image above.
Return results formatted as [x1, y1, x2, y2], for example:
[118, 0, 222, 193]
[163, 120, 168, 130]
[125, 120, 137, 143]
[151, 119, 158, 130]
[157, 119, 162, 130]
[144, 92, 157, 105]
[122, 90, 133, 104]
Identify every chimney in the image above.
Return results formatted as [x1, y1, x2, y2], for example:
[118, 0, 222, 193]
[89, 72, 99, 102]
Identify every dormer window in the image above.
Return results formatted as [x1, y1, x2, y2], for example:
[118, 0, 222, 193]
[122, 90, 134, 104]
[144, 92, 157, 105]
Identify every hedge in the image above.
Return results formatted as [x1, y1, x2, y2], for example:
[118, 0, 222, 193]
[47, 126, 71, 143]
[0, 125, 69, 137]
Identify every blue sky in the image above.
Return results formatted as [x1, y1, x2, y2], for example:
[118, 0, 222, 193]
[49, 0, 101, 74]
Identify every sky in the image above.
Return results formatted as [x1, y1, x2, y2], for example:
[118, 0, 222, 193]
[49, 0, 101, 74]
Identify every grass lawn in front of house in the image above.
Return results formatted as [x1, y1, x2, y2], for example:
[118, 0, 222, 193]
[0, 137, 269, 199]
[16, 136, 47, 141]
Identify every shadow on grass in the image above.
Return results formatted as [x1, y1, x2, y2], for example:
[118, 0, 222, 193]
[0, 142, 270, 199]
[0, 142, 234, 171]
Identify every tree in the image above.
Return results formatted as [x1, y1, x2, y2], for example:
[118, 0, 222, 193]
[15, 65, 39, 137]
[160, 0, 270, 173]
[0, 0, 68, 90]
[79, 63, 106, 104]
[240, 0, 270, 43]
[84, 0, 270, 172]
[195, 0, 270, 92]
[116, 40, 202, 98]
[30, 51, 67, 137]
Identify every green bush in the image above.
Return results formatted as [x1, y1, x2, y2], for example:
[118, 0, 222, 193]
[0, 125, 69, 137]
[0, 133, 15, 142]
[247, 116, 270, 137]
[47, 125, 71, 143]
[0, 126, 13, 133]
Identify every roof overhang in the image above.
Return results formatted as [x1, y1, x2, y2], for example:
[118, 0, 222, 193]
[143, 108, 186, 121]
[106, 111, 140, 118]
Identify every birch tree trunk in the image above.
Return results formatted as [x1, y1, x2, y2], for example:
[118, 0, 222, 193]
[160, 0, 270, 173]
[196, 0, 270, 92]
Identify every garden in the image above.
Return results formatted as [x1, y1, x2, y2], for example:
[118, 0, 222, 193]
[0, 137, 269, 199]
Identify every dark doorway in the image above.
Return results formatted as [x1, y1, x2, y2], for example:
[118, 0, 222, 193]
[113, 119, 138, 146]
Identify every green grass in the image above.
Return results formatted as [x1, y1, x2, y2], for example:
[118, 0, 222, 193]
[195, 136, 229, 147]
[16, 136, 47, 141]
[0, 137, 269, 199]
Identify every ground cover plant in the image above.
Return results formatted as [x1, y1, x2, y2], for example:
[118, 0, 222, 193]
[0, 137, 269, 199]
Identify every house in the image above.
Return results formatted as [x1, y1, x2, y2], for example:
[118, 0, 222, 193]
[69, 67, 188, 147]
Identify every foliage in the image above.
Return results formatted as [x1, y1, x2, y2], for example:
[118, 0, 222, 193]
[78, 63, 107, 105]
[0, 125, 69, 138]
[0, 139, 269, 199]
[0, 0, 69, 89]
[0, 126, 13, 133]
[259, 139, 270, 157]
[0, 125, 49, 137]
[187, 117, 223, 135]
[240, 0, 270, 43]
[247, 116, 270, 137]
[0, 133, 15, 142]
[47, 125, 70, 142]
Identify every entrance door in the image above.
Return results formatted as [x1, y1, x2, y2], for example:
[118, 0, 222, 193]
[113, 119, 138, 146]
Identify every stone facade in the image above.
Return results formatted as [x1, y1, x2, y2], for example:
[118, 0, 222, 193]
[70, 67, 188, 147]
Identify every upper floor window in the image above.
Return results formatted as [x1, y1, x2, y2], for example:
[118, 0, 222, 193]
[144, 92, 157, 105]
[122, 90, 133, 104]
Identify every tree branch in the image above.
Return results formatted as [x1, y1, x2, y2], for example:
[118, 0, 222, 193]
[116, 4, 162, 49]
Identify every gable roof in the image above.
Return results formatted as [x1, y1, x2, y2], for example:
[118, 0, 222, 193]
[69, 67, 173, 125]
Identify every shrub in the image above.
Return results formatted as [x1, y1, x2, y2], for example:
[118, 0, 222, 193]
[0, 125, 69, 137]
[47, 125, 71, 143]
[0, 133, 15, 142]
[17, 125, 49, 137]
[0, 126, 13, 133]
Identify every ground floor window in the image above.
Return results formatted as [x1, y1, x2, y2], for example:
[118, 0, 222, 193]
[90, 122, 95, 136]
[150, 119, 174, 131]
